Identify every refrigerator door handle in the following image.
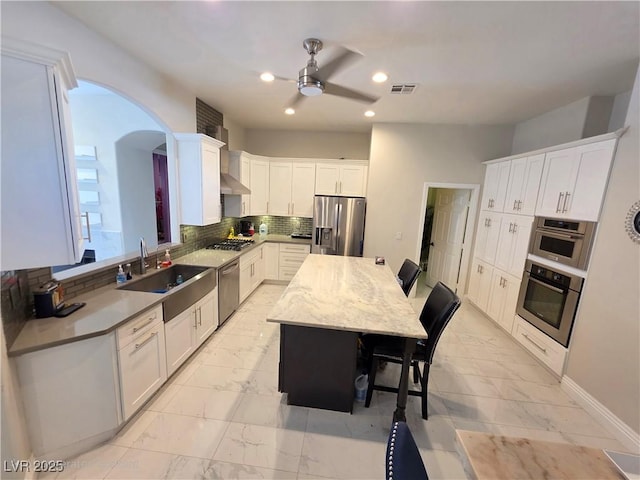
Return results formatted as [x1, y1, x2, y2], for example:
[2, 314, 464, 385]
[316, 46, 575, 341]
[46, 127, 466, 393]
[334, 202, 341, 251]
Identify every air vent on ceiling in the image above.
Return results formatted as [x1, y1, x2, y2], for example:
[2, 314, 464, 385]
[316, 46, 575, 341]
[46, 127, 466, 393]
[390, 84, 417, 94]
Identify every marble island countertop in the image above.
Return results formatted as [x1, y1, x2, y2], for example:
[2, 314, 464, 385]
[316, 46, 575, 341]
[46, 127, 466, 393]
[456, 430, 625, 480]
[9, 234, 311, 357]
[267, 254, 425, 338]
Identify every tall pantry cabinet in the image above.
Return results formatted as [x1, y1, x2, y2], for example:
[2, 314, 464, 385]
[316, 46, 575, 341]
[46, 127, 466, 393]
[1, 38, 85, 270]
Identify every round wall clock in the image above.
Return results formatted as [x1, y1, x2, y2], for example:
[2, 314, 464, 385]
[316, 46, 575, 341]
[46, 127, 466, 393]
[624, 201, 640, 244]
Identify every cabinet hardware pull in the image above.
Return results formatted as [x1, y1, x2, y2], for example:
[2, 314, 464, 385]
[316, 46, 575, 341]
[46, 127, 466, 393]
[513, 200, 518, 211]
[556, 192, 564, 213]
[335, 181, 338, 193]
[134, 331, 157, 350]
[517, 200, 522, 211]
[562, 192, 571, 213]
[521, 332, 547, 353]
[81, 212, 92, 242]
[512, 223, 518, 234]
[479, 265, 483, 274]
[508, 223, 513, 233]
[487, 218, 491, 227]
[198, 307, 202, 326]
[477, 265, 481, 273]
[132, 318, 153, 333]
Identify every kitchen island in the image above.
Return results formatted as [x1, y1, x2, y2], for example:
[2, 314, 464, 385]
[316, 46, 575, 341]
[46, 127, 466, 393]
[267, 254, 425, 419]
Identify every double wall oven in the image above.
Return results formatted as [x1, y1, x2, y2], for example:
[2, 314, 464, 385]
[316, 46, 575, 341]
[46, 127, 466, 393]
[516, 216, 596, 347]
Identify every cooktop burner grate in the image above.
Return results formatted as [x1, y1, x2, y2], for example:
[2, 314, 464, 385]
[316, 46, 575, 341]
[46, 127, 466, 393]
[206, 238, 255, 251]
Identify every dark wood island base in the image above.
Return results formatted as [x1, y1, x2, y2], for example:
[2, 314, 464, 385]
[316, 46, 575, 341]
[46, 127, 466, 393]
[278, 324, 359, 413]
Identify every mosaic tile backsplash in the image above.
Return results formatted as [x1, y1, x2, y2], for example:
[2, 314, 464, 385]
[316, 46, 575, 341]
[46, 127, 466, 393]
[0, 210, 312, 349]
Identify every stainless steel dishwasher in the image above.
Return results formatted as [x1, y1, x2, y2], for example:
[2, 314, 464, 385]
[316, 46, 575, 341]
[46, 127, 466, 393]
[218, 259, 240, 327]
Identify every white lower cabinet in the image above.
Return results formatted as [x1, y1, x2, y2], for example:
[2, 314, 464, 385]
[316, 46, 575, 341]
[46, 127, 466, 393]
[279, 243, 310, 281]
[467, 258, 493, 312]
[264, 243, 280, 280]
[513, 316, 567, 376]
[240, 245, 265, 303]
[165, 289, 218, 376]
[486, 270, 521, 334]
[117, 305, 167, 421]
[15, 333, 122, 458]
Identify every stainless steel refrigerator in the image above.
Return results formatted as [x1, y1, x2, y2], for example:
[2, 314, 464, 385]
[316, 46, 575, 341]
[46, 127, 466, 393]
[312, 195, 366, 256]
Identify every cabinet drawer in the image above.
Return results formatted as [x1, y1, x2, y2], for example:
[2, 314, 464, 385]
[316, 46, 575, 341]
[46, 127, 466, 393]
[513, 316, 566, 375]
[279, 243, 310, 254]
[280, 252, 308, 268]
[116, 305, 163, 349]
[240, 247, 262, 268]
[279, 266, 302, 282]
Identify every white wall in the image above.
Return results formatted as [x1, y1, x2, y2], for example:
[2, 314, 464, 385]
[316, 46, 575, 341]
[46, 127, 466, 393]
[609, 90, 633, 131]
[511, 97, 593, 154]
[364, 123, 514, 274]
[1, 1, 196, 133]
[223, 116, 247, 151]
[244, 129, 371, 159]
[564, 66, 640, 434]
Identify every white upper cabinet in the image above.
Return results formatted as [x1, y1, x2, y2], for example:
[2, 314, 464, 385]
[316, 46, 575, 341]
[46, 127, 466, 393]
[536, 139, 616, 221]
[504, 154, 544, 216]
[176, 133, 224, 226]
[269, 161, 293, 216]
[226, 151, 251, 217]
[1, 40, 85, 270]
[480, 162, 511, 212]
[315, 161, 368, 197]
[493, 214, 533, 278]
[269, 160, 316, 217]
[474, 212, 502, 265]
[250, 156, 270, 215]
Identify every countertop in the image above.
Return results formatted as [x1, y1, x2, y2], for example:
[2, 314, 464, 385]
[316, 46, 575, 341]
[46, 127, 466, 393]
[177, 234, 311, 269]
[456, 430, 624, 480]
[9, 234, 311, 357]
[267, 254, 425, 338]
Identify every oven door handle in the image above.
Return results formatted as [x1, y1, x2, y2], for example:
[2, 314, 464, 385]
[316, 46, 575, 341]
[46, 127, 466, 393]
[540, 230, 580, 240]
[528, 275, 565, 294]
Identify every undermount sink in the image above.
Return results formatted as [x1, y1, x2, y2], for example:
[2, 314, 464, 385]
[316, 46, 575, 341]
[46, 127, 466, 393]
[118, 264, 216, 321]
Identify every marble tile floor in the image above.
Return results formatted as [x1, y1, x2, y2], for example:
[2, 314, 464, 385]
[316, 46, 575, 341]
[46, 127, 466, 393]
[42, 283, 630, 480]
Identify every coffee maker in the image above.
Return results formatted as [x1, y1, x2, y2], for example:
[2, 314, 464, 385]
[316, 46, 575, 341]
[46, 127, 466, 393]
[239, 220, 252, 235]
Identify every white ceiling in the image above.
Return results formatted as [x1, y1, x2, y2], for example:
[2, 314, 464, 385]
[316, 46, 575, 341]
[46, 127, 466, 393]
[53, 1, 639, 133]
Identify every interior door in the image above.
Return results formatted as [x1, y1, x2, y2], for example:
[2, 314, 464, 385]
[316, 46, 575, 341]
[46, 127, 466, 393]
[426, 189, 471, 290]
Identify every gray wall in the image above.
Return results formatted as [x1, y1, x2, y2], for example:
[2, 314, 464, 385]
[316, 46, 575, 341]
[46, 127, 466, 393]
[243, 129, 371, 159]
[564, 66, 640, 434]
[364, 123, 515, 275]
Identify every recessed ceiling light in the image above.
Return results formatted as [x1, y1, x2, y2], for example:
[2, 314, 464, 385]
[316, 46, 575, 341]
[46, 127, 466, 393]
[372, 72, 388, 83]
[260, 72, 275, 82]
[364, 110, 375, 118]
[285, 108, 295, 115]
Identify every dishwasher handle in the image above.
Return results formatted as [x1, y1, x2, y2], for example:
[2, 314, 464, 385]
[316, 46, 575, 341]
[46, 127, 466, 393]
[221, 261, 239, 275]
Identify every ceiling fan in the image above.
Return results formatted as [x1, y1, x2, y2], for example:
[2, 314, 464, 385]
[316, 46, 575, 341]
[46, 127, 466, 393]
[285, 38, 379, 109]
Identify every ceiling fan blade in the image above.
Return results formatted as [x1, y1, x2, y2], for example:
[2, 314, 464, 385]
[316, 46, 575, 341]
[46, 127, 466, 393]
[287, 92, 307, 109]
[323, 82, 379, 104]
[315, 47, 362, 82]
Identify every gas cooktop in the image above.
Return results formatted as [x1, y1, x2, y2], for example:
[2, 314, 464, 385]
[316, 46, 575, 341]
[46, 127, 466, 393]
[206, 238, 255, 251]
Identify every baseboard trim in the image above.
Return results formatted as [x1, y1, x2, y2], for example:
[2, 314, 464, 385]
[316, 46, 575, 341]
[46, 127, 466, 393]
[561, 375, 640, 452]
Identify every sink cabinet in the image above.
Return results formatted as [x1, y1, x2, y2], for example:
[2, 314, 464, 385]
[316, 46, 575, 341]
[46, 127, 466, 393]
[165, 288, 218, 376]
[176, 133, 224, 226]
[1, 39, 85, 270]
[116, 305, 166, 421]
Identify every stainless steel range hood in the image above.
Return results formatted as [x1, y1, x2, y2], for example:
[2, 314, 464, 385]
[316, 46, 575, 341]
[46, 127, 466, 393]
[214, 126, 251, 195]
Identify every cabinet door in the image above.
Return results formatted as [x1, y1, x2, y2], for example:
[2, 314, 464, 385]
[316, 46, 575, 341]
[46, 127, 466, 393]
[504, 155, 544, 216]
[1, 54, 84, 269]
[481, 162, 510, 212]
[315, 163, 340, 195]
[475, 212, 502, 264]
[338, 165, 367, 197]
[239, 261, 252, 303]
[264, 243, 280, 280]
[494, 216, 516, 273]
[487, 270, 520, 334]
[269, 161, 293, 215]
[119, 322, 167, 420]
[291, 163, 316, 217]
[536, 147, 579, 217]
[255, 246, 265, 285]
[502, 274, 521, 334]
[201, 141, 222, 224]
[164, 308, 196, 376]
[225, 153, 251, 217]
[508, 216, 533, 278]
[241, 155, 251, 216]
[487, 270, 508, 325]
[467, 258, 493, 312]
[196, 289, 217, 347]
[567, 139, 616, 221]
[250, 158, 270, 215]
